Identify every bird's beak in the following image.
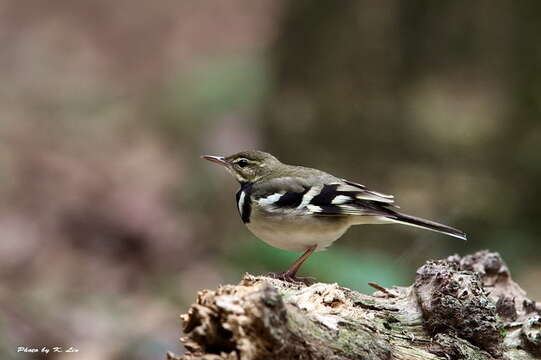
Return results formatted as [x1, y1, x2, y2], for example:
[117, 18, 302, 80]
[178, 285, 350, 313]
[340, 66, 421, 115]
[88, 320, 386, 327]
[201, 155, 228, 167]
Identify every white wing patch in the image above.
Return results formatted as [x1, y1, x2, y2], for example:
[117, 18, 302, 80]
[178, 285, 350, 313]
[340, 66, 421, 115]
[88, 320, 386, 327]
[297, 185, 323, 209]
[354, 192, 395, 203]
[365, 189, 394, 199]
[306, 204, 323, 213]
[258, 193, 284, 205]
[337, 180, 395, 203]
[342, 179, 366, 189]
[331, 195, 353, 204]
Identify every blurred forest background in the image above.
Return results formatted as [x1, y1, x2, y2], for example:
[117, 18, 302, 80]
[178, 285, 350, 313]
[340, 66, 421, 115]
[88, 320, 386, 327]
[1, 1, 540, 359]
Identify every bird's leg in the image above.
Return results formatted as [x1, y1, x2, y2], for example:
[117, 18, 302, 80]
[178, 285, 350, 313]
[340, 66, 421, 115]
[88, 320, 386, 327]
[267, 245, 317, 284]
[286, 245, 317, 277]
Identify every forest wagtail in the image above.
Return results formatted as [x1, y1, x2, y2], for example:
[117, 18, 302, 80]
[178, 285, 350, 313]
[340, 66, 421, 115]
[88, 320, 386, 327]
[202, 151, 466, 283]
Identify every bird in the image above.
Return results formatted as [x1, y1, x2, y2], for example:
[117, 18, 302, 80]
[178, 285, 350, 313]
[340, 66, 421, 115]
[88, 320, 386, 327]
[202, 150, 466, 283]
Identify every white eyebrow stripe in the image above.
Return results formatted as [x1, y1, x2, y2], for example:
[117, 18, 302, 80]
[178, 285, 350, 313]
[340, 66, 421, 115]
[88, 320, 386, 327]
[237, 191, 246, 214]
[258, 193, 283, 205]
[331, 195, 352, 204]
[297, 185, 322, 209]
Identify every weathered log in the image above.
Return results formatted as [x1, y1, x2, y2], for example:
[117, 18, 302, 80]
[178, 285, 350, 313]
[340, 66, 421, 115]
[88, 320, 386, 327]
[169, 251, 540, 360]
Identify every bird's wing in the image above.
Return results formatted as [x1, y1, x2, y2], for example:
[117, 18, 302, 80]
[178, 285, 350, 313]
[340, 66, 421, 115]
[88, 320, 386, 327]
[251, 176, 310, 209]
[339, 179, 395, 203]
[252, 176, 398, 217]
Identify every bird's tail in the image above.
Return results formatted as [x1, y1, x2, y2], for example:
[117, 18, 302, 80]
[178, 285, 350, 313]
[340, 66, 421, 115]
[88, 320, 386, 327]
[389, 212, 467, 241]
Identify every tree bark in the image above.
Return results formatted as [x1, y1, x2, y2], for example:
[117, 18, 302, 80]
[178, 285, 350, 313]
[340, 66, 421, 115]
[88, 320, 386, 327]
[169, 251, 540, 360]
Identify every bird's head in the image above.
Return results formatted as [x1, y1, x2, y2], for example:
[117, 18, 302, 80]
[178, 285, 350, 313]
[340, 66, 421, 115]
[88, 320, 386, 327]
[202, 150, 280, 184]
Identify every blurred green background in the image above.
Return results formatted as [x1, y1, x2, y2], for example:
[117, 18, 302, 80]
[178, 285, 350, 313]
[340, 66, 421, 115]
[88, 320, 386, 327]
[1, 1, 540, 359]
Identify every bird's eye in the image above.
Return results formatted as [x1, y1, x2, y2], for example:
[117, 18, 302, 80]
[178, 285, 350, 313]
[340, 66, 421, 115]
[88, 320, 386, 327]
[236, 159, 248, 168]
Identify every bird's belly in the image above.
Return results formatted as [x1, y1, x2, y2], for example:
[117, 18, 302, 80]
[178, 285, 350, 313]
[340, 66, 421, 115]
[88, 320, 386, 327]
[245, 214, 350, 252]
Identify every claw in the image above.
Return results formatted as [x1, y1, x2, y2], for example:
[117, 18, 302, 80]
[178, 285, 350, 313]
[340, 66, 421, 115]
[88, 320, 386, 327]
[266, 271, 316, 285]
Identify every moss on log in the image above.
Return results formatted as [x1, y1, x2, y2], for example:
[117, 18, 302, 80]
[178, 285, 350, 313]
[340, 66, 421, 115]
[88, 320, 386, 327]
[169, 251, 540, 360]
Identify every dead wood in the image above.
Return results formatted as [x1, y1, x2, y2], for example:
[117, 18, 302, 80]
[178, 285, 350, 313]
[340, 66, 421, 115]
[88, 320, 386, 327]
[169, 251, 540, 360]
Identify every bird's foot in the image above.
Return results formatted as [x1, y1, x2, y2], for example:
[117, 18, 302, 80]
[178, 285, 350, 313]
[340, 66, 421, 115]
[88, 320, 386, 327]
[265, 271, 316, 285]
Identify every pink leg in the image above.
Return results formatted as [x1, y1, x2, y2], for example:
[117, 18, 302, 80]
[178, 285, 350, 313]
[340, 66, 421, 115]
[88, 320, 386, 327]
[267, 245, 317, 284]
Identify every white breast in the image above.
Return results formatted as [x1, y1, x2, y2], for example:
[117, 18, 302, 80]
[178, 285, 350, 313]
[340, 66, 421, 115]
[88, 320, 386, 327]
[245, 210, 351, 252]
